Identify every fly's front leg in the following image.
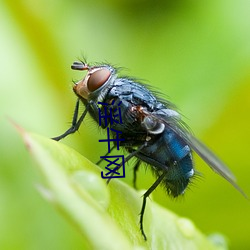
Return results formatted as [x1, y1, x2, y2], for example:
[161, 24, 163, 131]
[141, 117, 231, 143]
[52, 99, 89, 141]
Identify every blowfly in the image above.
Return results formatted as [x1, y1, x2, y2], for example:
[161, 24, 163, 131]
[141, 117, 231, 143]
[52, 60, 246, 240]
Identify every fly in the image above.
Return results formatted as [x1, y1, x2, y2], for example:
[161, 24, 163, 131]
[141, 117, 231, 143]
[52, 60, 247, 240]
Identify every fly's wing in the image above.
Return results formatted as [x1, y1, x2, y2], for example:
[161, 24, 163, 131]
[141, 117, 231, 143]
[182, 132, 248, 198]
[150, 110, 247, 198]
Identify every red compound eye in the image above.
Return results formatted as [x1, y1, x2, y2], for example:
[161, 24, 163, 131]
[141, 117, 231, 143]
[87, 68, 111, 92]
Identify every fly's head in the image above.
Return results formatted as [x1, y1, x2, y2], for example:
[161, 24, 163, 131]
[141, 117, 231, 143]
[72, 61, 116, 101]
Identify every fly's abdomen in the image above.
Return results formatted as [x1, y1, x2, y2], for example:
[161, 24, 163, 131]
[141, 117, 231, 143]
[138, 128, 194, 197]
[165, 153, 193, 197]
[164, 129, 194, 196]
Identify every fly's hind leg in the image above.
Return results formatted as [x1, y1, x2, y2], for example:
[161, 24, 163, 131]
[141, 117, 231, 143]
[140, 172, 167, 240]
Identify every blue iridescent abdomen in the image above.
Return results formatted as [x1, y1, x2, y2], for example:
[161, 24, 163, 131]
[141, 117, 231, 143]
[137, 128, 194, 197]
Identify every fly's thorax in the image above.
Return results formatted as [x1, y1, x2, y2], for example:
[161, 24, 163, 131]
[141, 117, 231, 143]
[73, 64, 117, 102]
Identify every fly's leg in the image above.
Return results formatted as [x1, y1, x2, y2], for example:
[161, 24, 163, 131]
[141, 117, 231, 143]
[96, 145, 116, 165]
[132, 160, 141, 189]
[140, 172, 167, 240]
[126, 148, 141, 189]
[52, 99, 89, 141]
[106, 143, 147, 184]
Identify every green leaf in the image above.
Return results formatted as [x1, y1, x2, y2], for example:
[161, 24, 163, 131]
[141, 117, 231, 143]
[18, 127, 226, 250]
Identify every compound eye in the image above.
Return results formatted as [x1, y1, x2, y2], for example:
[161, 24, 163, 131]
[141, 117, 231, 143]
[87, 68, 111, 92]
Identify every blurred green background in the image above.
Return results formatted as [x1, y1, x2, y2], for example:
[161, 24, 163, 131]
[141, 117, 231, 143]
[1, 0, 250, 249]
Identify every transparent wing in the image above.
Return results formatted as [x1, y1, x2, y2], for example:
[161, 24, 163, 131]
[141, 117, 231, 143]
[148, 110, 247, 198]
